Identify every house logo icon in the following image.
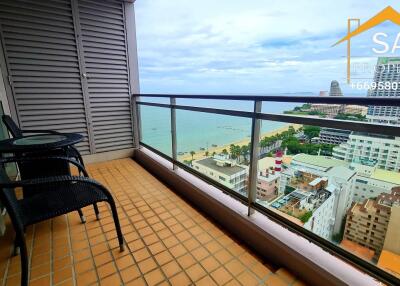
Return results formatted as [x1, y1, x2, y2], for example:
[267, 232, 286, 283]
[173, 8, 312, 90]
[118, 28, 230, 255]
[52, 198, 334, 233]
[332, 6, 400, 84]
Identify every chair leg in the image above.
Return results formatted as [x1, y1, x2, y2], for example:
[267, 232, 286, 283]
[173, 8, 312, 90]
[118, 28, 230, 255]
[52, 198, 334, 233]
[77, 209, 86, 223]
[94, 203, 100, 220]
[19, 237, 29, 286]
[107, 199, 124, 252]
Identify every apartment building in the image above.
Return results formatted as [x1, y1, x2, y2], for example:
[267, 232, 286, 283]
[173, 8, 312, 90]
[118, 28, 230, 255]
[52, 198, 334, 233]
[351, 162, 400, 202]
[367, 57, 400, 126]
[192, 155, 247, 195]
[256, 169, 280, 202]
[343, 188, 400, 260]
[333, 132, 400, 172]
[315, 128, 352, 145]
[276, 154, 356, 238]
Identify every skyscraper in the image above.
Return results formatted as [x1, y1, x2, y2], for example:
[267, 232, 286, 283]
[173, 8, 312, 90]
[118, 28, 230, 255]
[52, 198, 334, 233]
[329, 80, 343, 96]
[367, 57, 400, 125]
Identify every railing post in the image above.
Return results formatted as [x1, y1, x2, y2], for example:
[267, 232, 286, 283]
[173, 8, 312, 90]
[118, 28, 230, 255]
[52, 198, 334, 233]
[170, 97, 178, 170]
[131, 95, 141, 149]
[248, 101, 262, 216]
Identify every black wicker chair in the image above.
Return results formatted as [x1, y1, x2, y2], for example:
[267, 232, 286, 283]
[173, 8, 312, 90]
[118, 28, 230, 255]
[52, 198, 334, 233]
[1, 115, 99, 223]
[0, 156, 125, 286]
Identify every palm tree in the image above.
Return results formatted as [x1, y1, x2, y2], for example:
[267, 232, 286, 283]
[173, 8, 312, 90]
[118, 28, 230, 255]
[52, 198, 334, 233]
[190, 150, 195, 161]
[205, 151, 209, 157]
[222, 149, 228, 155]
[212, 151, 216, 156]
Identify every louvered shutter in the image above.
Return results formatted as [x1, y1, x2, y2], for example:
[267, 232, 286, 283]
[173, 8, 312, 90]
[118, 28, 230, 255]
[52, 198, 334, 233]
[78, 0, 134, 153]
[0, 0, 91, 154]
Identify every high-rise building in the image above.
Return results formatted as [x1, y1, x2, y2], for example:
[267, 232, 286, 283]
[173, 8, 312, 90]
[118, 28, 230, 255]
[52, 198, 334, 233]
[333, 132, 400, 172]
[329, 80, 343, 96]
[367, 57, 400, 125]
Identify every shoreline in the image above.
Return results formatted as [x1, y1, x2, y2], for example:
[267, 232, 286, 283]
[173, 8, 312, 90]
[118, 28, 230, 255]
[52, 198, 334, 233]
[178, 123, 302, 161]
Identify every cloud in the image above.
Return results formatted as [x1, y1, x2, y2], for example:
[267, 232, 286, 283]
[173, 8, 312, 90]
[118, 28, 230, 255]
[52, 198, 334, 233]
[135, 0, 400, 94]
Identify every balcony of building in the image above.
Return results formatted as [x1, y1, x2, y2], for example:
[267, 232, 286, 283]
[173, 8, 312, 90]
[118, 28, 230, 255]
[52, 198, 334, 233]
[0, 1, 400, 286]
[0, 159, 305, 286]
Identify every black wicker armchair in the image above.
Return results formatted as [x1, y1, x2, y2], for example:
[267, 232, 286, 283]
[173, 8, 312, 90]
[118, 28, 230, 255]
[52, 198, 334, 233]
[0, 156, 125, 286]
[1, 115, 99, 223]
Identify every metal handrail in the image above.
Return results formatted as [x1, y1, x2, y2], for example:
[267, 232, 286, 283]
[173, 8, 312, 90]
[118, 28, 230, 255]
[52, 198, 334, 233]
[133, 93, 400, 106]
[131, 93, 400, 286]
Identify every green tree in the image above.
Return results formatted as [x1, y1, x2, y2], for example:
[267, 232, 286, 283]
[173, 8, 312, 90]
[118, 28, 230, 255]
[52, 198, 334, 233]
[222, 149, 228, 155]
[205, 151, 209, 157]
[299, 211, 313, 223]
[303, 125, 320, 140]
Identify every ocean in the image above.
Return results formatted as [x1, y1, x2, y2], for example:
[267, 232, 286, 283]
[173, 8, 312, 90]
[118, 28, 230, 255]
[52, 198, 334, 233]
[139, 94, 303, 156]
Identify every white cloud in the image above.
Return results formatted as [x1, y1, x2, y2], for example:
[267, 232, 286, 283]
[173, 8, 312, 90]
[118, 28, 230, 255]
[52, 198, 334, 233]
[135, 0, 400, 94]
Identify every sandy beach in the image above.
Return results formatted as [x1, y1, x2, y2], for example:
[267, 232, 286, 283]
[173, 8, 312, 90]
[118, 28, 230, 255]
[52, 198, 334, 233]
[178, 123, 302, 161]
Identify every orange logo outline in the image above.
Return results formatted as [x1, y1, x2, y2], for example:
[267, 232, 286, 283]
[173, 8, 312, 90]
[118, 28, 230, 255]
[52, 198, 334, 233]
[333, 6, 400, 84]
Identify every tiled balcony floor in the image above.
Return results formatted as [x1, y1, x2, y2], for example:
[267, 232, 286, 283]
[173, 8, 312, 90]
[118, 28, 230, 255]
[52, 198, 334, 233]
[0, 158, 307, 286]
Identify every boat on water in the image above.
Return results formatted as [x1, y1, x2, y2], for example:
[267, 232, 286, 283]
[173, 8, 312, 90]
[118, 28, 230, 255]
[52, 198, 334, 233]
[212, 144, 218, 147]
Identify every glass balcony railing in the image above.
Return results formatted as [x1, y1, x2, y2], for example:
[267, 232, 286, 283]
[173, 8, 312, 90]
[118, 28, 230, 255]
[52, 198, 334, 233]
[133, 94, 400, 285]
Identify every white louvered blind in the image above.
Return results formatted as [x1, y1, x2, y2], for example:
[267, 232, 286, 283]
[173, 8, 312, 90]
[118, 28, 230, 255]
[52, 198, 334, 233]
[0, 0, 91, 154]
[79, 0, 134, 153]
[0, 0, 135, 155]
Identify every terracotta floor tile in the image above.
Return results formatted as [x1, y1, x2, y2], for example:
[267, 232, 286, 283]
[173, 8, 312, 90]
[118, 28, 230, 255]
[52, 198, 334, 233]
[30, 275, 50, 286]
[144, 268, 165, 286]
[154, 250, 174, 266]
[100, 273, 121, 286]
[169, 244, 187, 258]
[138, 257, 157, 274]
[237, 271, 259, 286]
[191, 247, 209, 261]
[30, 263, 50, 280]
[251, 263, 272, 279]
[161, 260, 181, 278]
[264, 274, 288, 286]
[97, 262, 117, 279]
[225, 259, 246, 276]
[200, 256, 220, 273]
[169, 272, 191, 286]
[210, 267, 233, 285]
[195, 275, 218, 286]
[186, 264, 207, 282]
[53, 266, 73, 284]
[214, 249, 233, 264]
[76, 270, 97, 286]
[132, 247, 151, 263]
[94, 251, 113, 267]
[126, 277, 146, 286]
[75, 259, 94, 274]
[120, 265, 141, 284]
[115, 254, 135, 270]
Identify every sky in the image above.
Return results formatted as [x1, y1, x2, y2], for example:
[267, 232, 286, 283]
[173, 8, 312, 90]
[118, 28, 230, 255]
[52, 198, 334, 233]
[135, 0, 400, 95]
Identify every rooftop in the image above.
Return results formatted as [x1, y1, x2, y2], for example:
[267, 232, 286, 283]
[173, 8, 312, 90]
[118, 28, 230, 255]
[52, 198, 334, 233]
[340, 239, 375, 261]
[292, 154, 348, 171]
[0, 159, 306, 286]
[378, 250, 400, 278]
[194, 157, 246, 176]
[371, 169, 400, 185]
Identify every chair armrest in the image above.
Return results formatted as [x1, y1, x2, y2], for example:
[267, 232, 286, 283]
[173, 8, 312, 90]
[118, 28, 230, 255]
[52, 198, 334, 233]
[0, 156, 89, 177]
[21, 129, 60, 135]
[0, 175, 103, 189]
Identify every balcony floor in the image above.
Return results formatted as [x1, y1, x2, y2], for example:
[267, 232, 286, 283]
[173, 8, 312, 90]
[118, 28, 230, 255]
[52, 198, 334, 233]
[0, 158, 307, 286]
